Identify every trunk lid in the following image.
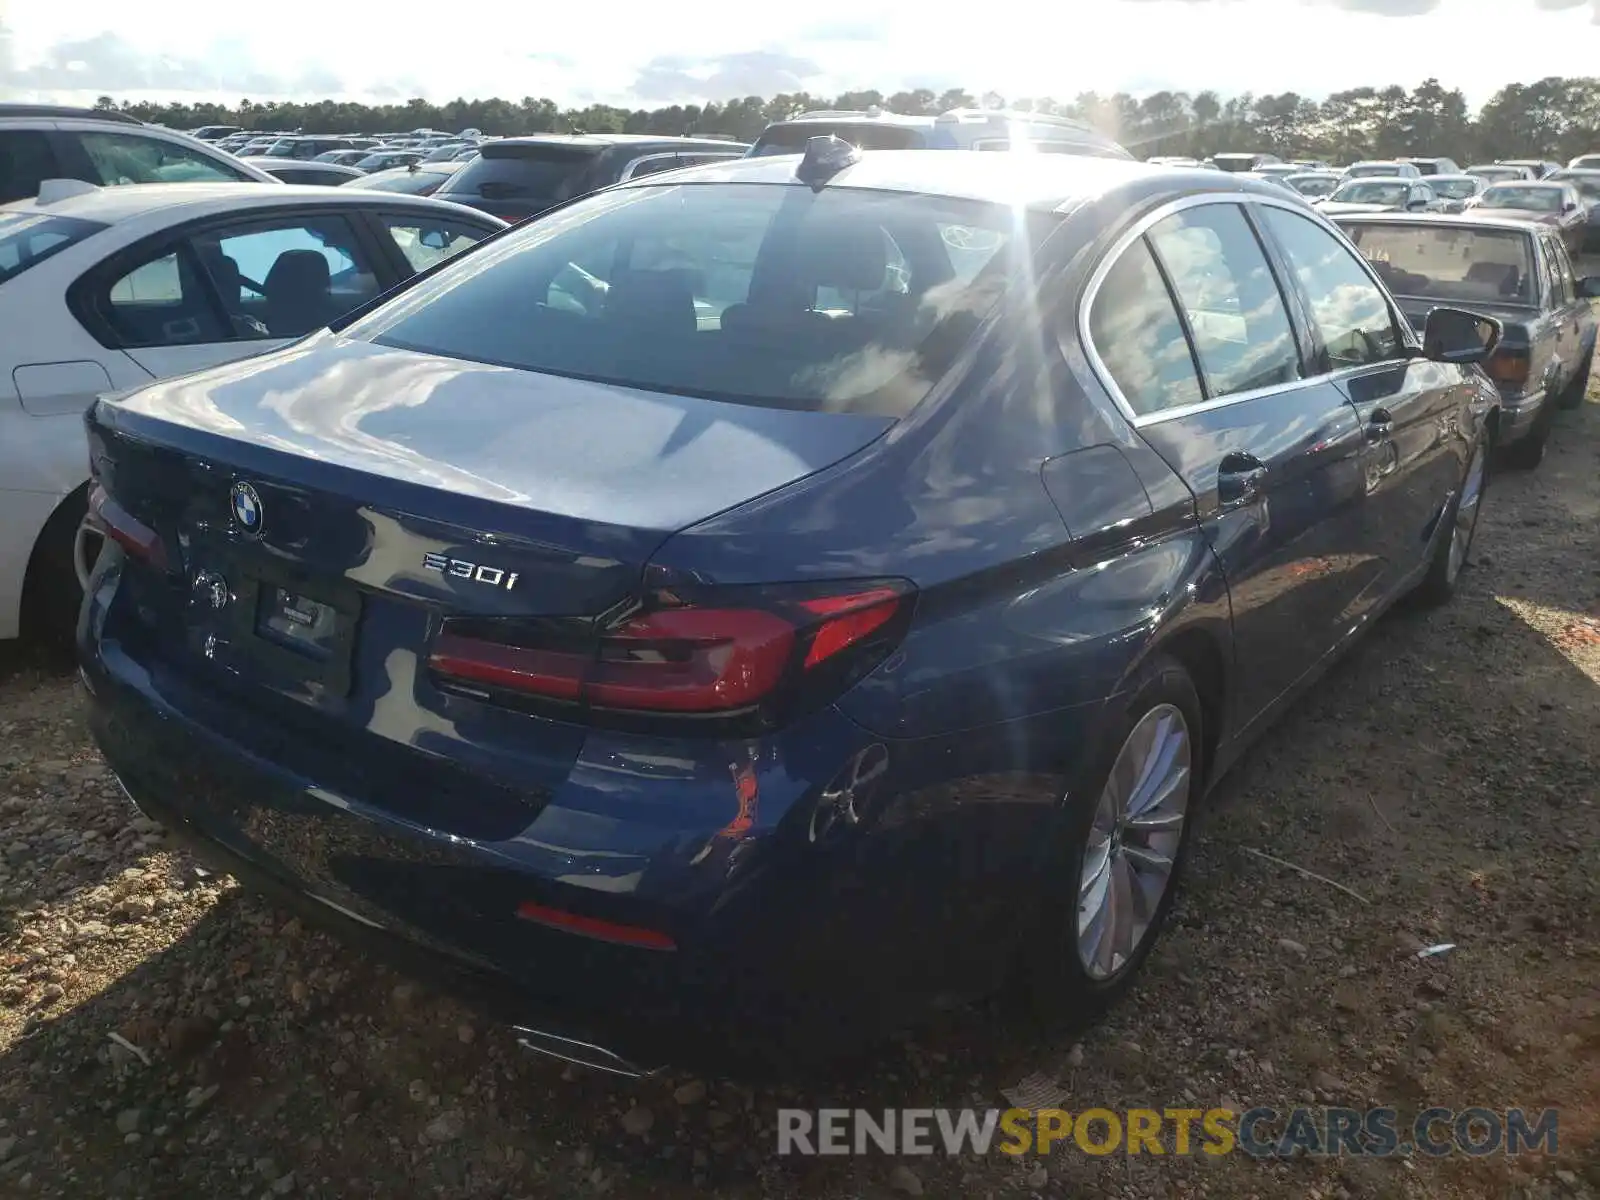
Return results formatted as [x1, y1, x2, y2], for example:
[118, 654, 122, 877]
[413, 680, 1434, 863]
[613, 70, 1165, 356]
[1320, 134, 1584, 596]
[88, 335, 891, 833]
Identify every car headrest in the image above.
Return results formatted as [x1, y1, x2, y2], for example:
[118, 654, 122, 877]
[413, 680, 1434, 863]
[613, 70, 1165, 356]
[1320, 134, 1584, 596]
[265, 249, 331, 297]
[604, 268, 697, 335]
[802, 221, 888, 292]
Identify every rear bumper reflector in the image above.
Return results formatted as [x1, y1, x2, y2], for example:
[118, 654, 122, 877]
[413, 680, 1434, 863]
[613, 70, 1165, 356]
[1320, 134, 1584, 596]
[514, 900, 677, 951]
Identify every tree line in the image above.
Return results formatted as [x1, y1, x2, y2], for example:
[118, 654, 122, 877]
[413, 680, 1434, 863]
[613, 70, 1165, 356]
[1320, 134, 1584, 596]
[95, 75, 1600, 163]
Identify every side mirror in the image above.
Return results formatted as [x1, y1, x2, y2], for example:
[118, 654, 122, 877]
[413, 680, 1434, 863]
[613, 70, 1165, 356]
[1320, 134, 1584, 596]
[1423, 307, 1501, 365]
[1578, 277, 1600, 299]
[418, 228, 450, 250]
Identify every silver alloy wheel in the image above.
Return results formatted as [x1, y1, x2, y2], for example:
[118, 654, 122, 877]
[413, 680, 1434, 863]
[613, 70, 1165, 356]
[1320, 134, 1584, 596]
[1076, 703, 1193, 981]
[1446, 442, 1488, 584]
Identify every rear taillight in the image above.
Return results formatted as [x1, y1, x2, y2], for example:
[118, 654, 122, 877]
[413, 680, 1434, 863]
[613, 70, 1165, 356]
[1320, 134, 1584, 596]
[428, 581, 912, 729]
[1486, 347, 1531, 389]
[86, 484, 168, 570]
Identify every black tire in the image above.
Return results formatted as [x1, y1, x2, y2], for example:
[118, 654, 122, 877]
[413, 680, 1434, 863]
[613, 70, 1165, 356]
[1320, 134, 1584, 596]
[1012, 653, 1203, 1024]
[1500, 401, 1552, 471]
[1557, 343, 1593, 410]
[20, 489, 91, 652]
[1413, 435, 1490, 609]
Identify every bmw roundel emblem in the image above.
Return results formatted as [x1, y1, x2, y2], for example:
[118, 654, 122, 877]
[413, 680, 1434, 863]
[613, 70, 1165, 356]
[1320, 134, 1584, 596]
[230, 481, 264, 538]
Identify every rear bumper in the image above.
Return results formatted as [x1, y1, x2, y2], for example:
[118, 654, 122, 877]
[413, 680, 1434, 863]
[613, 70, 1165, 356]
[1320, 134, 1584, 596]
[1493, 387, 1547, 445]
[80, 594, 1076, 1071]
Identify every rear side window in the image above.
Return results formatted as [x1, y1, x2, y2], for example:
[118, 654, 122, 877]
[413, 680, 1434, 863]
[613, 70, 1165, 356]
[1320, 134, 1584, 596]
[749, 124, 924, 157]
[0, 130, 62, 204]
[347, 182, 1030, 418]
[437, 144, 599, 203]
[0, 213, 106, 284]
[1146, 204, 1300, 398]
[1087, 239, 1203, 417]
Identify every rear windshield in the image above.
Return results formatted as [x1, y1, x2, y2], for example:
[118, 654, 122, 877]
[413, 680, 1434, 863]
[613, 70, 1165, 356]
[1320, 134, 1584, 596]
[350, 168, 453, 194]
[1287, 175, 1338, 198]
[1331, 181, 1407, 205]
[749, 123, 925, 157]
[435, 143, 601, 202]
[1550, 173, 1600, 202]
[0, 213, 106, 285]
[1341, 222, 1535, 306]
[1431, 178, 1480, 200]
[1346, 164, 1404, 178]
[345, 181, 1035, 417]
[1481, 185, 1562, 212]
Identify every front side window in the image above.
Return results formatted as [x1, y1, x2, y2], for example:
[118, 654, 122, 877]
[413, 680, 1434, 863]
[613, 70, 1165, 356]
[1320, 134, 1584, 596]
[377, 215, 489, 273]
[77, 132, 248, 185]
[1146, 204, 1300, 398]
[1086, 238, 1202, 418]
[346, 182, 1030, 417]
[1258, 207, 1400, 369]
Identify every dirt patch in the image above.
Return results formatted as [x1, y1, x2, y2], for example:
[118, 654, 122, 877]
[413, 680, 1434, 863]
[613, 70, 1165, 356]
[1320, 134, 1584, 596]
[0, 387, 1596, 1199]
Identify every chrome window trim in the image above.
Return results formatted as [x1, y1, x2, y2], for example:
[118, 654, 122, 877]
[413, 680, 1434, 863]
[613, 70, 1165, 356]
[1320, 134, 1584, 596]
[1077, 190, 1418, 429]
[619, 152, 680, 181]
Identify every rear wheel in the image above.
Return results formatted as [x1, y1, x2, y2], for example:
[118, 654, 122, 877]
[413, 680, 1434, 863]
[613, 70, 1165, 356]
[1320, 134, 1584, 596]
[1016, 655, 1201, 1020]
[20, 489, 92, 652]
[1414, 435, 1489, 608]
[1557, 344, 1593, 410]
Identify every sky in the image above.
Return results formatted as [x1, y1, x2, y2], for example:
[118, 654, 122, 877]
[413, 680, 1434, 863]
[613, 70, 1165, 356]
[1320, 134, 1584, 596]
[0, 0, 1597, 112]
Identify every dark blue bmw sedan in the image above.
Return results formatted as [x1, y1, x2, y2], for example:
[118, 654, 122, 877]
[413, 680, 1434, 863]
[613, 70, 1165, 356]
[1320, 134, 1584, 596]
[80, 143, 1502, 1075]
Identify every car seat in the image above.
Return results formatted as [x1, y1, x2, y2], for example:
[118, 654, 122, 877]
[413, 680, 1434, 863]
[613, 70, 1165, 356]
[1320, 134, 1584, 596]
[262, 250, 333, 336]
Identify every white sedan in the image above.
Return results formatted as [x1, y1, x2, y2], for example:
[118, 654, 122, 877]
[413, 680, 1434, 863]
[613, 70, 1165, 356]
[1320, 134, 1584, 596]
[0, 180, 506, 644]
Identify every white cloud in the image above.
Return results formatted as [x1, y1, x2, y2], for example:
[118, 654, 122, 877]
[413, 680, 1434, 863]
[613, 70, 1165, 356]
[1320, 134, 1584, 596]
[1, 0, 1595, 110]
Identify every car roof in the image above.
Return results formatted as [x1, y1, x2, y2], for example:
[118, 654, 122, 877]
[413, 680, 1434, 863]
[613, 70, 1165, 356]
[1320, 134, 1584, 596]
[1483, 179, 1564, 188]
[615, 149, 1289, 212]
[0, 102, 144, 126]
[1336, 175, 1413, 184]
[494, 133, 739, 149]
[0, 181, 480, 224]
[1335, 211, 1544, 234]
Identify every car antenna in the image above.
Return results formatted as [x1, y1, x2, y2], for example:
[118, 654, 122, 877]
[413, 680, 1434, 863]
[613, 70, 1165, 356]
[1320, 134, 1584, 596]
[795, 134, 861, 190]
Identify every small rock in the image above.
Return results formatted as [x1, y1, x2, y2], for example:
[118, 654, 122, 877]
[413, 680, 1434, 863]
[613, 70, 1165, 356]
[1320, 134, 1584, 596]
[1066, 1043, 1084, 1068]
[574, 1146, 593, 1168]
[1277, 937, 1308, 957]
[889, 1163, 924, 1195]
[620, 1106, 654, 1137]
[1311, 1069, 1347, 1095]
[456, 1023, 475, 1045]
[289, 981, 308, 1004]
[423, 1110, 465, 1143]
[271, 1172, 295, 1195]
[1024, 1161, 1049, 1189]
[1555, 1169, 1578, 1187]
[0, 1135, 16, 1162]
[408, 1079, 427, 1103]
[673, 1080, 707, 1106]
[37, 983, 64, 1005]
[185, 1085, 220, 1113]
[254, 1157, 276, 1177]
[706, 1110, 735, 1131]
[115, 1109, 142, 1135]
[391, 982, 419, 1010]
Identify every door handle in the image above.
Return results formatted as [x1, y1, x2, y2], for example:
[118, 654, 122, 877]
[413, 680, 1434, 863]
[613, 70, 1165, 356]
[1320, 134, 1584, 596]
[1217, 452, 1267, 506]
[1366, 408, 1395, 442]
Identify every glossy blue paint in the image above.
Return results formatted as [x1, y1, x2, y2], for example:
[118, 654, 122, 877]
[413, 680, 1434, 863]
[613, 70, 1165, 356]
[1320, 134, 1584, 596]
[79, 159, 1493, 1070]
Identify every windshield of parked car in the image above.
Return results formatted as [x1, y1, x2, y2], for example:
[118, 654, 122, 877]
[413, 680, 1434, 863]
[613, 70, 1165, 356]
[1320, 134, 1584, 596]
[1330, 181, 1407, 205]
[1340, 222, 1535, 306]
[345, 182, 1038, 417]
[1287, 175, 1339, 198]
[749, 123, 925, 157]
[0, 213, 107, 285]
[1549, 173, 1600, 202]
[1469, 166, 1527, 183]
[1431, 178, 1480, 200]
[1480, 185, 1562, 212]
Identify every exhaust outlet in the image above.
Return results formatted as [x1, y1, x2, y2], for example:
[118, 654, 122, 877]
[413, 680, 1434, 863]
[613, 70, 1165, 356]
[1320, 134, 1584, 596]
[511, 1025, 659, 1078]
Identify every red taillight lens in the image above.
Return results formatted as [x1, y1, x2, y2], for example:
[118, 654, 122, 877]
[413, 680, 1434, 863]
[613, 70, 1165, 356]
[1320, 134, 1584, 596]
[87, 484, 167, 569]
[1486, 347, 1530, 388]
[428, 582, 911, 724]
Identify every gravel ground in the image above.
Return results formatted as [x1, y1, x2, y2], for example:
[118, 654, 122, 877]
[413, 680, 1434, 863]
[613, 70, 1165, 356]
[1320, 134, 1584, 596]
[0, 381, 1596, 1200]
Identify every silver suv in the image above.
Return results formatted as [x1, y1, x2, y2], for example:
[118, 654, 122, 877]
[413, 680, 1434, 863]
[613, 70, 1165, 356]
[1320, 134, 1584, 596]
[0, 104, 277, 204]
